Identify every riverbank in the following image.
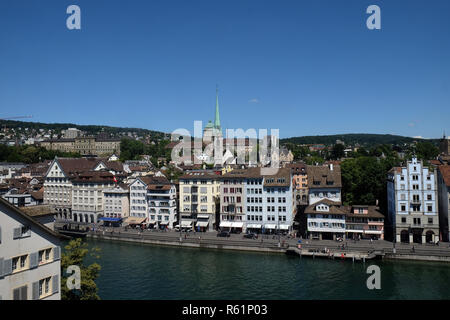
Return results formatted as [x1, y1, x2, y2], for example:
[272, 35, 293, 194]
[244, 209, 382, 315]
[84, 228, 450, 263]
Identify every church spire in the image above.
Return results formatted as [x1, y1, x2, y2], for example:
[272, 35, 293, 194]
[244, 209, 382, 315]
[214, 85, 221, 130]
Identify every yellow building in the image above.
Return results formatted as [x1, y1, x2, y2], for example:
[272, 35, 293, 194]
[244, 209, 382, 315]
[178, 170, 221, 231]
[40, 136, 121, 156]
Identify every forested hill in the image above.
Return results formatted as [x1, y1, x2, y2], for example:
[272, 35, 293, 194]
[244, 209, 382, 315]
[281, 133, 435, 146]
[0, 119, 166, 139]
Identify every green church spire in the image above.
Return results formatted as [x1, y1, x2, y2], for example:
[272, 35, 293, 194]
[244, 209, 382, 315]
[214, 85, 221, 130]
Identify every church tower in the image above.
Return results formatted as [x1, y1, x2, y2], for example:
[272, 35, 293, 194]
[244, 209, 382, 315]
[203, 86, 223, 142]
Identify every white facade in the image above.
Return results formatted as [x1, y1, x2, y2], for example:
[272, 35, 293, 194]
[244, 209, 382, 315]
[387, 157, 439, 244]
[147, 185, 177, 229]
[43, 160, 72, 218]
[103, 186, 130, 219]
[129, 179, 148, 219]
[307, 204, 346, 240]
[0, 199, 61, 300]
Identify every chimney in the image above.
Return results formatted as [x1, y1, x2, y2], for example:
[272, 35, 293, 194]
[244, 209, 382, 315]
[376, 199, 379, 206]
[329, 163, 333, 171]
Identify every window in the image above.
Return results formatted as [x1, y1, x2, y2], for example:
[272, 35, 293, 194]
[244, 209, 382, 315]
[428, 218, 433, 224]
[428, 206, 432, 212]
[12, 285, 27, 300]
[401, 217, 406, 223]
[39, 277, 51, 298]
[12, 254, 28, 273]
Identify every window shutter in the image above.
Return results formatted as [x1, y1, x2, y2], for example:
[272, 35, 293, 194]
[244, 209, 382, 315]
[0, 225, 2, 243]
[53, 246, 61, 261]
[20, 285, 28, 300]
[13, 288, 20, 300]
[3, 259, 12, 276]
[0, 258, 3, 278]
[52, 275, 59, 294]
[29, 252, 38, 269]
[32, 281, 39, 300]
[13, 227, 21, 239]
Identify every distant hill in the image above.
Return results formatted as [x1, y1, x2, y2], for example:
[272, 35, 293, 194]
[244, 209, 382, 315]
[281, 133, 434, 147]
[0, 119, 167, 140]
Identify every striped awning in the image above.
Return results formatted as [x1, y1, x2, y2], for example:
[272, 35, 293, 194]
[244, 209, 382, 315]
[197, 214, 210, 219]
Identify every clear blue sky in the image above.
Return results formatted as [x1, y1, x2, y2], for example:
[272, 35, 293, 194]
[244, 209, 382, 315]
[0, 0, 449, 139]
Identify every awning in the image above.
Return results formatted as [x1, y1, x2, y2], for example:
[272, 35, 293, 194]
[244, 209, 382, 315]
[364, 230, 382, 234]
[231, 222, 243, 228]
[220, 221, 232, 228]
[247, 224, 262, 229]
[125, 217, 146, 225]
[148, 220, 156, 224]
[181, 220, 193, 227]
[279, 224, 290, 230]
[99, 217, 122, 222]
[197, 214, 209, 219]
[347, 230, 364, 233]
[196, 221, 209, 227]
[265, 224, 277, 229]
[159, 221, 169, 225]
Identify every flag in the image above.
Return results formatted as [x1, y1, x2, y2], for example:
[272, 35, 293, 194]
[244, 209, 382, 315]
[113, 176, 118, 184]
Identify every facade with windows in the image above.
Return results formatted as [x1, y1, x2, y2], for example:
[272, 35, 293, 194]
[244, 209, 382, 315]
[307, 164, 342, 205]
[286, 163, 308, 205]
[129, 176, 177, 229]
[71, 172, 115, 224]
[343, 205, 384, 240]
[387, 157, 439, 244]
[219, 167, 294, 234]
[0, 198, 62, 300]
[103, 184, 130, 222]
[179, 171, 221, 231]
[305, 199, 346, 240]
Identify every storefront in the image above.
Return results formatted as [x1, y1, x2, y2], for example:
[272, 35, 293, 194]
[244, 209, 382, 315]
[99, 217, 122, 227]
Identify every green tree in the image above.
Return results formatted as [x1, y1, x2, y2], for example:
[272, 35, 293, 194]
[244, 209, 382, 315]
[415, 141, 439, 160]
[61, 238, 101, 300]
[331, 144, 345, 160]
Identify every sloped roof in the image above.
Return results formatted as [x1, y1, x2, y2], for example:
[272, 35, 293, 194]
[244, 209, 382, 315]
[0, 198, 68, 239]
[307, 165, 342, 188]
[305, 199, 346, 215]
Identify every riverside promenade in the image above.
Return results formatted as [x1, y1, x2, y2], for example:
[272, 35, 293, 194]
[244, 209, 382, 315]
[59, 222, 450, 263]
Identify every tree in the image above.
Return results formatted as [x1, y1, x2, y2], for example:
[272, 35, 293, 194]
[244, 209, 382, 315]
[415, 141, 439, 160]
[331, 144, 345, 160]
[61, 238, 101, 300]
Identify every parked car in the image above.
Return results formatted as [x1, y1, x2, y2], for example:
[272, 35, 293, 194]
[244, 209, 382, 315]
[243, 233, 258, 239]
[217, 231, 230, 237]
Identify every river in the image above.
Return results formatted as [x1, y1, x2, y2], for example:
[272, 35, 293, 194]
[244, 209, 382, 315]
[79, 239, 450, 300]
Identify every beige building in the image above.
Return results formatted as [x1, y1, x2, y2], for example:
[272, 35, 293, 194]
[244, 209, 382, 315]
[71, 171, 115, 224]
[40, 136, 121, 156]
[103, 184, 130, 221]
[179, 170, 221, 231]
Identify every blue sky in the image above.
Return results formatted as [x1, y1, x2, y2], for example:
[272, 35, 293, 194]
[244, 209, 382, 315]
[0, 0, 449, 139]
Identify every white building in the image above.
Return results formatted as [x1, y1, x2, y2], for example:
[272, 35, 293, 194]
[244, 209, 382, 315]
[0, 198, 63, 300]
[129, 176, 177, 229]
[307, 164, 342, 205]
[387, 157, 440, 244]
[305, 199, 346, 240]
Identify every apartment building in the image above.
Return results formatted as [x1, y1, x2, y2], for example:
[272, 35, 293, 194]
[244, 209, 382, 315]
[437, 165, 450, 241]
[71, 171, 115, 224]
[0, 198, 63, 300]
[343, 205, 384, 240]
[102, 184, 130, 224]
[129, 176, 177, 229]
[286, 162, 308, 205]
[43, 157, 124, 221]
[387, 157, 439, 244]
[218, 167, 294, 234]
[307, 164, 342, 205]
[305, 199, 346, 240]
[219, 169, 247, 233]
[179, 171, 221, 231]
